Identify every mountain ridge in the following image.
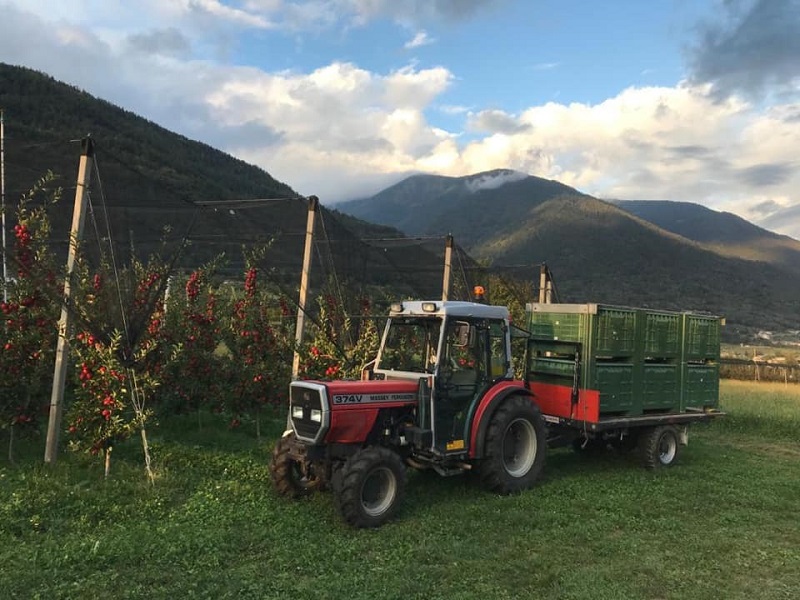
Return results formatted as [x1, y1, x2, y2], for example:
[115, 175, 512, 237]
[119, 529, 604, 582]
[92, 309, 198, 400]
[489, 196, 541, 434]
[337, 171, 800, 336]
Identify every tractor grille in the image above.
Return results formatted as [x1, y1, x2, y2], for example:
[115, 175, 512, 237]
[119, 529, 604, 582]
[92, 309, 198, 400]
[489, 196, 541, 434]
[290, 382, 329, 444]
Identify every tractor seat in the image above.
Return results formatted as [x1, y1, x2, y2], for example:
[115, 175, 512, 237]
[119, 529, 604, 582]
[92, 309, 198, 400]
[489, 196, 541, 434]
[449, 368, 477, 387]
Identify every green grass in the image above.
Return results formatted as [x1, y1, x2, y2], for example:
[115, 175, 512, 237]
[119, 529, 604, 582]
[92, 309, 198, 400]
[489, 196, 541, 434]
[716, 380, 800, 440]
[1, 384, 799, 600]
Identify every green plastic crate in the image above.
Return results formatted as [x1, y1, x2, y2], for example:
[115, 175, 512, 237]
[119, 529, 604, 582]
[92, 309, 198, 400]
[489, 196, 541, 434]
[527, 303, 721, 418]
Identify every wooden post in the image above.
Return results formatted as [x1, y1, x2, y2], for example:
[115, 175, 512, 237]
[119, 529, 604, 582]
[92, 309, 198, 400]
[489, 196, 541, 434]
[538, 264, 547, 303]
[45, 137, 94, 464]
[1, 109, 7, 303]
[442, 234, 453, 301]
[291, 196, 318, 379]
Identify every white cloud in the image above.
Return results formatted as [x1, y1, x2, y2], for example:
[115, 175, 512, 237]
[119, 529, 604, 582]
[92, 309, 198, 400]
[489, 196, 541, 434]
[184, 0, 274, 28]
[465, 170, 527, 192]
[404, 31, 434, 49]
[531, 62, 559, 71]
[438, 104, 471, 115]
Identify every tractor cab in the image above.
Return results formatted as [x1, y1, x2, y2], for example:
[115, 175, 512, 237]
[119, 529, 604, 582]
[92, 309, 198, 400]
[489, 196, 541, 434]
[373, 301, 514, 457]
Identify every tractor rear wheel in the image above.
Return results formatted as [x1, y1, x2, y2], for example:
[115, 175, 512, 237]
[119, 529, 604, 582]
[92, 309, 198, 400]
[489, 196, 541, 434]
[638, 425, 681, 469]
[335, 447, 406, 528]
[478, 396, 547, 494]
[269, 433, 326, 497]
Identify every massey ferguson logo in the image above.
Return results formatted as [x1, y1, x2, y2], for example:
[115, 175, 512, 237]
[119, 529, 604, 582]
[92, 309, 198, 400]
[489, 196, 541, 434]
[332, 393, 415, 405]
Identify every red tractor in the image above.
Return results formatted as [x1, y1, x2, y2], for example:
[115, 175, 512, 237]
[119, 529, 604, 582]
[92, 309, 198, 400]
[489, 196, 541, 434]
[269, 300, 547, 528]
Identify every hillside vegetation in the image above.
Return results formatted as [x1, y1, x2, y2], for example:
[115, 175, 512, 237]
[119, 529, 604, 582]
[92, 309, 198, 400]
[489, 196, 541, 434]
[615, 200, 800, 273]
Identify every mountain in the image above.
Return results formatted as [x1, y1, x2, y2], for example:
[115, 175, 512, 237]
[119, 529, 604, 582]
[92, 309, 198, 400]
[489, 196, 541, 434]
[337, 171, 800, 337]
[338, 169, 583, 238]
[614, 200, 800, 273]
[0, 63, 447, 298]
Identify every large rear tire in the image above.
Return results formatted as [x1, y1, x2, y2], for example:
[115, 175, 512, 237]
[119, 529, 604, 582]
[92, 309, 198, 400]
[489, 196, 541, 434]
[638, 425, 681, 469]
[335, 447, 406, 528]
[269, 432, 326, 497]
[478, 396, 547, 494]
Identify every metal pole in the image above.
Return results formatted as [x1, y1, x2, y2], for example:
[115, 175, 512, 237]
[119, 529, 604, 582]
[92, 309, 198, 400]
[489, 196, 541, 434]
[1, 109, 7, 303]
[45, 137, 94, 464]
[291, 196, 318, 380]
[442, 234, 453, 301]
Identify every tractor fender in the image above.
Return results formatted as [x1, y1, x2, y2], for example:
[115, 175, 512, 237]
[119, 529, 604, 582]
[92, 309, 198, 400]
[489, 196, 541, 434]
[468, 381, 536, 459]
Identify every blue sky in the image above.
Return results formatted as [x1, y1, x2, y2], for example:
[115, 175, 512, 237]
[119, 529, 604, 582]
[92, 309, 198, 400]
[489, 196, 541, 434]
[1, 0, 799, 239]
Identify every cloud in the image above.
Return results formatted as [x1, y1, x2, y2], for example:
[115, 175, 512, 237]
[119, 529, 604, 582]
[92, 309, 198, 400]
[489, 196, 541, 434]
[689, 0, 800, 99]
[736, 162, 796, 187]
[404, 31, 434, 49]
[127, 28, 192, 58]
[531, 62, 559, 71]
[751, 199, 783, 216]
[184, 0, 273, 29]
[341, 0, 504, 26]
[465, 169, 527, 192]
[756, 203, 800, 239]
[467, 109, 532, 134]
[438, 104, 470, 115]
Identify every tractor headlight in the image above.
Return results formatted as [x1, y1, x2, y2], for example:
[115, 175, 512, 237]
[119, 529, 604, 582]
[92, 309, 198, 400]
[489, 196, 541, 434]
[310, 409, 322, 423]
[292, 405, 304, 419]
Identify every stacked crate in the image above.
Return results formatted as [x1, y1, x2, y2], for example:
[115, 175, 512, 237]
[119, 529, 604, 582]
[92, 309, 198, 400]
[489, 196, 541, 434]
[527, 303, 720, 418]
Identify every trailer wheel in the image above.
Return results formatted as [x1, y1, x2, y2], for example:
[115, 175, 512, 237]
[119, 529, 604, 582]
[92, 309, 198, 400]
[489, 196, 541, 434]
[638, 426, 680, 469]
[269, 433, 326, 497]
[478, 396, 547, 494]
[335, 447, 406, 528]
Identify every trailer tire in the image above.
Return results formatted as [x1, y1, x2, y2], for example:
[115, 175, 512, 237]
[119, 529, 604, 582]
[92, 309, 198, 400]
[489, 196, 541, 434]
[335, 447, 406, 528]
[638, 425, 680, 469]
[269, 433, 326, 497]
[478, 396, 547, 494]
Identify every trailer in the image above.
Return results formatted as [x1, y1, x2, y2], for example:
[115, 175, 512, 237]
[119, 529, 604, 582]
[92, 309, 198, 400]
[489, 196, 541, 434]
[526, 302, 723, 464]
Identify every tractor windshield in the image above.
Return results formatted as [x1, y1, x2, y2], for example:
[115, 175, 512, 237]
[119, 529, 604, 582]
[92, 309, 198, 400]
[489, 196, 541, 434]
[376, 317, 442, 375]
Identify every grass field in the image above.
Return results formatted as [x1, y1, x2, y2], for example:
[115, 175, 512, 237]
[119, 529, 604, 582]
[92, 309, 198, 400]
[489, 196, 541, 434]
[1, 380, 799, 599]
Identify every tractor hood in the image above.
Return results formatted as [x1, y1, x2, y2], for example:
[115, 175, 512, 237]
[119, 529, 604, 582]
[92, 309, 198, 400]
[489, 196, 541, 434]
[289, 379, 419, 444]
[325, 379, 419, 406]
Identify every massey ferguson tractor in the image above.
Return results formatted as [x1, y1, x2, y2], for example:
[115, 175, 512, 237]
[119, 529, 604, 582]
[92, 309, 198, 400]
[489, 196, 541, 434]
[269, 298, 722, 528]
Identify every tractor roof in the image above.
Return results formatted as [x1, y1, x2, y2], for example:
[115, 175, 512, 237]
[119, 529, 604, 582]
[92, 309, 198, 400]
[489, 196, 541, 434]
[389, 300, 509, 320]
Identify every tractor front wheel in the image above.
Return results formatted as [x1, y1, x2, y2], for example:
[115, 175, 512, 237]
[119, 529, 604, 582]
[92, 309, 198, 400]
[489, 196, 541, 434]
[269, 432, 326, 497]
[335, 447, 406, 528]
[478, 396, 547, 494]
